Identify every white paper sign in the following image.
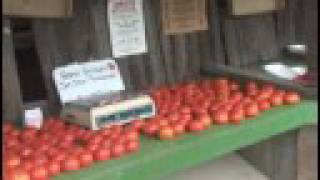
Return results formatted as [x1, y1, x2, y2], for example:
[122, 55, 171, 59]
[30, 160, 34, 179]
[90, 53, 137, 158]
[53, 59, 125, 103]
[24, 107, 43, 129]
[108, 0, 147, 58]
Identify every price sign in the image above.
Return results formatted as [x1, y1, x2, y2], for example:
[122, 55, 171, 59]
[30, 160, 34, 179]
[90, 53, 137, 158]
[53, 59, 125, 103]
[108, 0, 147, 58]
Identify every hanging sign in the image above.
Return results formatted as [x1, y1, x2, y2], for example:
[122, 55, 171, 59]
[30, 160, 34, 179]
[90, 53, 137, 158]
[230, 0, 286, 15]
[53, 59, 125, 104]
[108, 0, 147, 58]
[161, 0, 208, 35]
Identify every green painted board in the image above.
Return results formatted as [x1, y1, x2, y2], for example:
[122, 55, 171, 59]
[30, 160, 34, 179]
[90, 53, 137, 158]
[54, 100, 317, 180]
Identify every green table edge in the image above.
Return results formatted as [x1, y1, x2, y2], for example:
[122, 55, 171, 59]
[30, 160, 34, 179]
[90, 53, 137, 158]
[54, 100, 318, 180]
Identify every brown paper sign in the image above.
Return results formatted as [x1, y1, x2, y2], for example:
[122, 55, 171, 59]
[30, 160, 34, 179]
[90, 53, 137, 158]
[161, 0, 208, 35]
[231, 0, 285, 16]
[3, 0, 73, 17]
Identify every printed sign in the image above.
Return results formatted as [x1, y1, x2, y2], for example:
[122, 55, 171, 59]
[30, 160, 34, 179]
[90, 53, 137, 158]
[161, 0, 208, 34]
[108, 0, 147, 58]
[53, 59, 125, 103]
[24, 107, 43, 129]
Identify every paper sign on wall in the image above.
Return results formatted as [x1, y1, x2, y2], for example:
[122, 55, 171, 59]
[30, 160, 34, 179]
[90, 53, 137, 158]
[53, 59, 125, 103]
[231, 0, 285, 15]
[161, 0, 208, 35]
[108, 0, 147, 58]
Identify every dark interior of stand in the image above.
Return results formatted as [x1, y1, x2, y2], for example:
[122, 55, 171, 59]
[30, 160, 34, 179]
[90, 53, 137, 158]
[12, 18, 47, 102]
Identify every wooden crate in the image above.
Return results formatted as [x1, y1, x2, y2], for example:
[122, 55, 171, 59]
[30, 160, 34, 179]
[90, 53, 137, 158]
[3, 0, 73, 18]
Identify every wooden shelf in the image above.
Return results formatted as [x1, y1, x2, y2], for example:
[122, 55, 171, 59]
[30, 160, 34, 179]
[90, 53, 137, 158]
[54, 100, 317, 180]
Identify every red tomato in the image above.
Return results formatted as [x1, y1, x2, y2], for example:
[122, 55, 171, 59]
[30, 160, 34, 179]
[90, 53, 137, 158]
[270, 94, 283, 106]
[3, 122, 15, 134]
[229, 80, 240, 91]
[79, 151, 94, 167]
[47, 160, 61, 176]
[5, 138, 19, 149]
[172, 123, 185, 136]
[20, 147, 33, 159]
[258, 100, 271, 111]
[187, 121, 205, 132]
[32, 154, 48, 166]
[156, 118, 170, 127]
[212, 109, 229, 124]
[167, 112, 180, 122]
[6, 168, 30, 180]
[245, 102, 260, 117]
[62, 156, 80, 171]
[229, 91, 243, 103]
[123, 129, 139, 142]
[130, 119, 145, 131]
[47, 147, 59, 158]
[274, 89, 286, 97]
[88, 134, 103, 145]
[125, 141, 140, 153]
[229, 108, 245, 124]
[284, 92, 300, 105]
[30, 166, 48, 180]
[261, 84, 275, 94]
[110, 125, 123, 135]
[5, 155, 20, 169]
[142, 122, 159, 137]
[111, 143, 125, 158]
[51, 151, 67, 163]
[179, 106, 192, 115]
[179, 113, 192, 122]
[197, 114, 212, 128]
[20, 128, 38, 141]
[99, 139, 112, 149]
[85, 142, 100, 153]
[158, 125, 174, 140]
[20, 159, 35, 173]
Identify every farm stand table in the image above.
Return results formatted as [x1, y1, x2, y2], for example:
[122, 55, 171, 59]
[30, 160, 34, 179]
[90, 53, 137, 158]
[54, 100, 317, 180]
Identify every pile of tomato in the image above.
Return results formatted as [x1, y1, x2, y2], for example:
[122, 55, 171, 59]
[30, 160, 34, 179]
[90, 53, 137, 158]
[3, 78, 301, 180]
[143, 78, 301, 140]
[3, 119, 141, 180]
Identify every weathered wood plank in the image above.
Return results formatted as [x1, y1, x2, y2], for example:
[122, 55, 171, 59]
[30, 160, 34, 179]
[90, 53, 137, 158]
[173, 34, 188, 82]
[32, 22, 64, 115]
[297, 125, 318, 180]
[239, 130, 298, 180]
[223, 15, 278, 68]
[207, 0, 225, 66]
[88, 0, 111, 58]
[2, 19, 24, 122]
[144, 0, 166, 87]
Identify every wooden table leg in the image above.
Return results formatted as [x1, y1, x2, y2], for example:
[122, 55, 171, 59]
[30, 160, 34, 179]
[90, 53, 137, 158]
[239, 130, 298, 180]
[297, 125, 318, 180]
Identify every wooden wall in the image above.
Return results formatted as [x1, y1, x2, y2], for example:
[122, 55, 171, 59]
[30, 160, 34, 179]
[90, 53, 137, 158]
[2, 0, 318, 117]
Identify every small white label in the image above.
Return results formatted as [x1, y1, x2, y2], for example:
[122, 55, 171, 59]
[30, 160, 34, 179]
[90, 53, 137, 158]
[24, 107, 43, 129]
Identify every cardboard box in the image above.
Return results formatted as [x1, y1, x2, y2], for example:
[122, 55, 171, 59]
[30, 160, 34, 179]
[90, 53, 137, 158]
[230, 0, 285, 15]
[3, 0, 73, 17]
[61, 92, 155, 130]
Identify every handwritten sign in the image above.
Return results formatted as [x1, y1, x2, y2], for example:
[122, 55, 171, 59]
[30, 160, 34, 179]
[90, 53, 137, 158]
[162, 0, 208, 35]
[24, 107, 43, 129]
[108, 0, 147, 58]
[53, 59, 125, 103]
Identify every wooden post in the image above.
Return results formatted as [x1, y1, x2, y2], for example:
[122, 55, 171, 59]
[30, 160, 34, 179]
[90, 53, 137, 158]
[2, 18, 24, 122]
[239, 130, 298, 180]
